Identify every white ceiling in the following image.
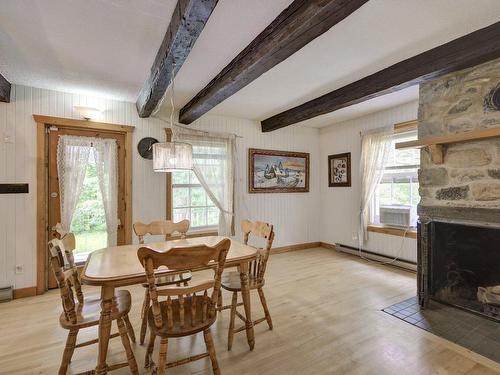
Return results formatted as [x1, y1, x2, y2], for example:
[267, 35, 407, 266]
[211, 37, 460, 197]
[1, 0, 500, 126]
[0, 0, 176, 100]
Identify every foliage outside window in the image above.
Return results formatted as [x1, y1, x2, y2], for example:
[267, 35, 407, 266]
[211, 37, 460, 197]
[70, 151, 107, 258]
[371, 130, 420, 228]
[172, 143, 225, 230]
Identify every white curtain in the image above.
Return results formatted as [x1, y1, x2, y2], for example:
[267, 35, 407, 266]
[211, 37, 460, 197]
[57, 135, 118, 246]
[93, 139, 119, 246]
[57, 136, 92, 232]
[175, 129, 236, 236]
[359, 126, 393, 243]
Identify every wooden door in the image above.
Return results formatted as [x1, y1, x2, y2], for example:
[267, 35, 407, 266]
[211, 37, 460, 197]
[47, 126, 126, 288]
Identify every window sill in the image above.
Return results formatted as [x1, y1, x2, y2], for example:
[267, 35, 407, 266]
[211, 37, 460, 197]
[367, 224, 417, 239]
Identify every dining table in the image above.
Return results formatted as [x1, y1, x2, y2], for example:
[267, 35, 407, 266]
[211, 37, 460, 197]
[81, 236, 258, 375]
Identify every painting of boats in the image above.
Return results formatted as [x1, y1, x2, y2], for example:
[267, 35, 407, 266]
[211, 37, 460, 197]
[248, 148, 309, 193]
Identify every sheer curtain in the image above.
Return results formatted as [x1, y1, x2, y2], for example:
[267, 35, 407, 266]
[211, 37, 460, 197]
[93, 138, 119, 246]
[359, 126, 393, 243]
[57, 136, 92, 232]
[175, 128, 236, 236]
[57, 135, 119, 246]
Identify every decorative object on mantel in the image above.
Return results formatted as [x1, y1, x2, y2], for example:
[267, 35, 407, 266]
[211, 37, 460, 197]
[137, 137, 158, 160]
[484, 83, 500, 111]
[248, 148, 309, 193]
[395, 127, 500, 164]
[152, 60, 193, 172]
[328, 152, 351, 187]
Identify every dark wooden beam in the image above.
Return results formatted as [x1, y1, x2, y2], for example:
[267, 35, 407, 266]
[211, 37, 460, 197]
[179, 0, 369, 124]
[261, 21, 500, 132]
[136, 0, 218, 118]
[0, 72, 11, 103]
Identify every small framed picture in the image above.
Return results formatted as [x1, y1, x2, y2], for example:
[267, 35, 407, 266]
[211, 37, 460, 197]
[328, 152, 351, 187]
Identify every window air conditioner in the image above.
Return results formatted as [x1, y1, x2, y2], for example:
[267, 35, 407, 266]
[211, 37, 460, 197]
[379, 205, 412, 227]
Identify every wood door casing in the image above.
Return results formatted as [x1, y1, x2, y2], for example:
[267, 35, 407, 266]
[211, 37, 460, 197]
[47, 127, 126, 288]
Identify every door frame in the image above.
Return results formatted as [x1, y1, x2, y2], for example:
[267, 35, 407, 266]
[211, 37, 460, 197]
[34, 115, 134, 294]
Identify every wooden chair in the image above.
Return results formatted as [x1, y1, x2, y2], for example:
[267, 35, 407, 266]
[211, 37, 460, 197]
[138, 238, 230, 375]
[133, 219, 193, 344]
[48, 237, 138, 375]
[219, 220, 275, 350]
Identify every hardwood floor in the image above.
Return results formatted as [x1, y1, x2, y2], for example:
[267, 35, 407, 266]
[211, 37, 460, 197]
[0, 247, 498, 375]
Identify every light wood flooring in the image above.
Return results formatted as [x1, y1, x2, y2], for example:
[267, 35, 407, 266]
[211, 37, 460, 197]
[0, 247, 499, 375]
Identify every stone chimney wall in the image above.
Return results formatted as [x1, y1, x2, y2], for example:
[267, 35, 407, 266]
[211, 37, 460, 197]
[418, 57, 500, 209]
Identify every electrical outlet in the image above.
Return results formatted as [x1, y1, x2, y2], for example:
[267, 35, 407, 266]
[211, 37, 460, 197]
[15, 264, 24, 274]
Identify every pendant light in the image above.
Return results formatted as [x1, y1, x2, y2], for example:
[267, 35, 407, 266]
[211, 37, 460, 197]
[153, 62, 193, 172]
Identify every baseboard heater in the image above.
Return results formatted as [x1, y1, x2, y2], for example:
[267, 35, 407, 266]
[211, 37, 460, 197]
[334, 243, 417, 272]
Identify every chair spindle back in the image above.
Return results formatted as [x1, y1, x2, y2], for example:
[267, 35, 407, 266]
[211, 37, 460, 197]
[48, 237, 84, 324]
[133, 220, 190, 244]
[241, 220, 274, 283]
[137, 238, 230, 330]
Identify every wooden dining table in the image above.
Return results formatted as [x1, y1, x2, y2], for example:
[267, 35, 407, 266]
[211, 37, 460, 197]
[81, 236, 258, 375]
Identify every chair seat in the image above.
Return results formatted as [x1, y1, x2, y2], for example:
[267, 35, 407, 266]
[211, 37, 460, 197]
[148, 295, 216, 338]
[142, 272, 192, 288]
[221, 271, 264, 292]
[59, 289, 132, 329]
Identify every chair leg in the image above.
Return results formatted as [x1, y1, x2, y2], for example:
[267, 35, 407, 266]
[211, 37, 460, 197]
[58, 329, 78, 375]
[258, 287, 273, 330]
[140, 288, 150, 344]
[204, 329, 220, 375]
[145, 329, 156, 369]
[158, 337, 168, 375]
[217, 289, 223, 311]
[227, 291, 238, 351]
[123, 314, 136, 343]
[117, 317, 139, 375]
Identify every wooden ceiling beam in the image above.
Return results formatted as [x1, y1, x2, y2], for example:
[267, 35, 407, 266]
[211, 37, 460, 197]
[261, 21, 500, 132]
[179, 0, 369, 124]
[0, 72, 11, 103]
[136, 0, 218, 118]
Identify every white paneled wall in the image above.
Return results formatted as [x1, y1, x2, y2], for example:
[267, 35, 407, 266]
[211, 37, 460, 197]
[186, 115, 322, 248]
[0, 84, 321, 289]
[319, 101, 419, 262]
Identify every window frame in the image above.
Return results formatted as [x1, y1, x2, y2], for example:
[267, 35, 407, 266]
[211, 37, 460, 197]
[367, 120, 419, 237]
[164, 128, 223, 235]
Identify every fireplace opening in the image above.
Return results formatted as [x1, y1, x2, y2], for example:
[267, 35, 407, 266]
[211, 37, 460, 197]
[429, 221, 500, 321]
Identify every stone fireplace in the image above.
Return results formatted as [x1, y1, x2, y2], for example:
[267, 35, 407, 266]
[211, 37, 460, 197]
[417, 57, 500, 321]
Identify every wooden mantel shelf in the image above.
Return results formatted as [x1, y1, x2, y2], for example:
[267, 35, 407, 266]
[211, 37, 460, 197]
[395, 127, 500, 164]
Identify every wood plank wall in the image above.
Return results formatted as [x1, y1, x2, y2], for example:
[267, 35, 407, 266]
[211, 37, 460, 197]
[0, 84, 322, 290]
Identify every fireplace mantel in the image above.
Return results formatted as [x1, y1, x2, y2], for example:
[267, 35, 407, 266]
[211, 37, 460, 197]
[418, 205, 500, 225]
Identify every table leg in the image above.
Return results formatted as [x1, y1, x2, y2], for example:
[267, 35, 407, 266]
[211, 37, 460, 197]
[95, 285, 114, 375]
[239, 262, 255, 350]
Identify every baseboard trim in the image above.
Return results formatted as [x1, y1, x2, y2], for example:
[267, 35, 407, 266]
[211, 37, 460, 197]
[319, 242, 336, 250]
[327, 242, 417, 272]
[272, 241, 321, 254]
[13, 286, 38, 299]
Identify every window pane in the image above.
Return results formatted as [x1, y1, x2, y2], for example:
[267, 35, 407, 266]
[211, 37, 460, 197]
[207, 207, 219, 226]
[172, 171, 189, 184]
[392, 181, 411, 205]
[191, 207, 207, 227]
[378, 183, 392, 206]
[173, 208, 189, 222]
[173, 187, 189, 207]
[411, 182, 421, 206]
[190, 187, 206, 206]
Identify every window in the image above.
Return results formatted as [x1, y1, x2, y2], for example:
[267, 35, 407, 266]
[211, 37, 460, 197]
[171, 141, 227, 231]
[371, 130, 420, 228]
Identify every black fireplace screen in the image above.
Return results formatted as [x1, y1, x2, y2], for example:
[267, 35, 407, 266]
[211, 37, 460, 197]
[430, 221, 500, 321]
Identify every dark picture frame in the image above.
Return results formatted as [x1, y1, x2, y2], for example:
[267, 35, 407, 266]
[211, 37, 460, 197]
[328, 152, 351, 187]
[248, 148, 309, 193]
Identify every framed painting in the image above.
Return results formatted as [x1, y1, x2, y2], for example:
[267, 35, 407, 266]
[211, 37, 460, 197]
[328, 152, 351, 187]
[248, 148, 309, 193]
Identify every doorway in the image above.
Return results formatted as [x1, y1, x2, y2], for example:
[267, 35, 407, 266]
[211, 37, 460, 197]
[35, 116, 134, 292]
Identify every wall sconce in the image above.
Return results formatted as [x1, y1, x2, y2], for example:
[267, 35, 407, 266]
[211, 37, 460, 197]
[74, 106, 102, 121]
